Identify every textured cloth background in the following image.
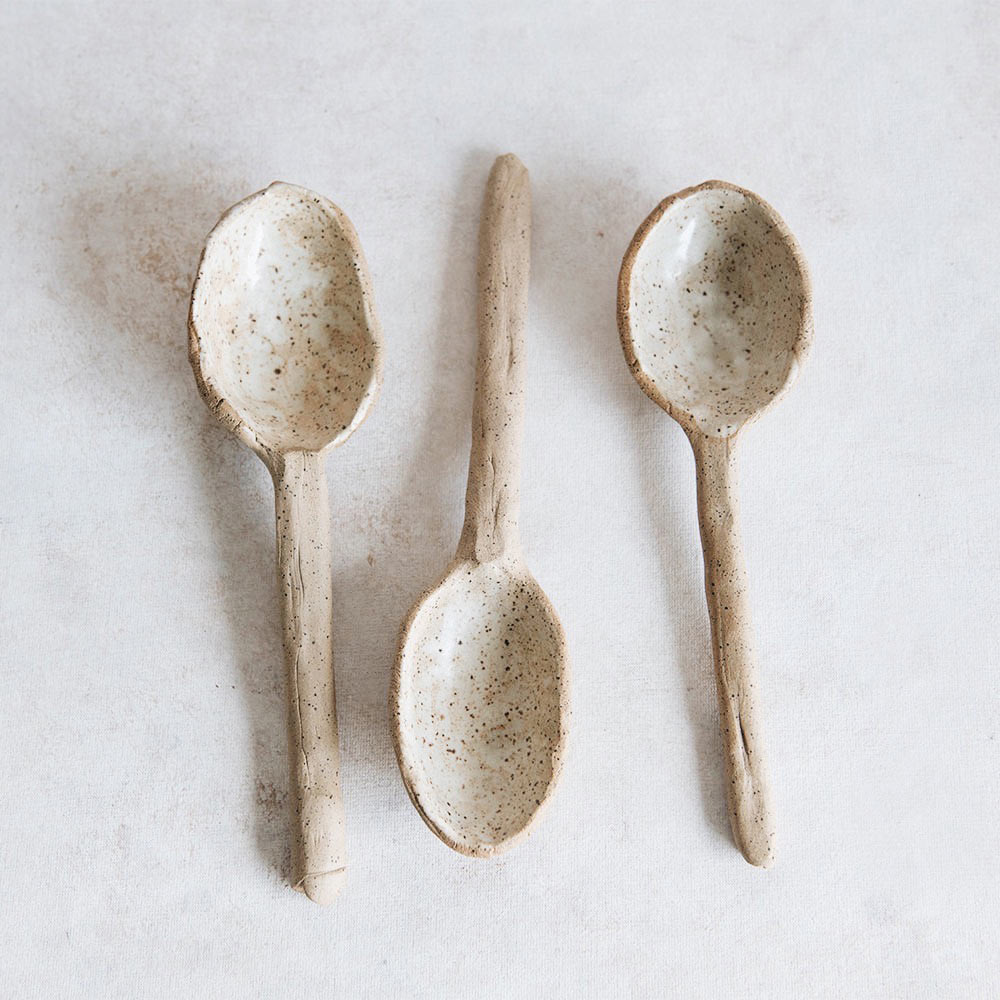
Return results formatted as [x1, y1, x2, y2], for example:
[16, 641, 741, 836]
[1, 1, 997, 996]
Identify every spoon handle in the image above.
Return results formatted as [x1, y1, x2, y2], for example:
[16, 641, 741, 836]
[691, 432, 775, 868]
[272, 450, 346, 904]
[458, 153, 531, 563]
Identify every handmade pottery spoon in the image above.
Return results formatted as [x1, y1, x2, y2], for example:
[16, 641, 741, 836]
[189, 182, 383, 902]
[392, 155, 568, 856]
[618, 180, 812, 868]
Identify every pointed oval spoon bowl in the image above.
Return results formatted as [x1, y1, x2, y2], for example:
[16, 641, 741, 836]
[392, 155, 569, 856]
[189, 181, 383, 902]
[618, 180, 812, 867]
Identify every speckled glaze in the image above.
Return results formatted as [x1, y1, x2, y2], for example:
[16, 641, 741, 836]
[392, 155, 569, 857]
[620, 182, 810, 438]
[189, 182, 384, 903]
[190, 183, 381, 457]
[618, 180, 812, 868]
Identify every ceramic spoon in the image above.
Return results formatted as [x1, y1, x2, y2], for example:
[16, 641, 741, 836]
[188, 182, 383, 902]
[618, 180, 812, 867]
[392, 155, 568, 856]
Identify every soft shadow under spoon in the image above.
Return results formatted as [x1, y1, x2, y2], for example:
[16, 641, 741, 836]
[618, 180, 812, 867]
[392, 155, 569, 856]
[189, 182, 383, 902]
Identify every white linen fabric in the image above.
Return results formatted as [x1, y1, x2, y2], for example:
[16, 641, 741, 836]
[1, 1, 996, 996]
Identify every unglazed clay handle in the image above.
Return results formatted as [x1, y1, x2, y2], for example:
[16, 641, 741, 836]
[272, 450, 346, 903]
[691, 432, 775, 868]
[458, 153, 531, 563]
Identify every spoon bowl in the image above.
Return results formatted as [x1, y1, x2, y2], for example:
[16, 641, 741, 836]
[190, 181, 383, 902]
[396, 558, 567, 854]
[619, 180, 811, 868]
[621, 180, 810, 436]
[190, 181, 381, 456]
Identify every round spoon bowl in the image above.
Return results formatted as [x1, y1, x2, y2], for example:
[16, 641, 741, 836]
[190, 181, 382, 456]
[394, 558, 568, 856]
[619, 180, 811, 437]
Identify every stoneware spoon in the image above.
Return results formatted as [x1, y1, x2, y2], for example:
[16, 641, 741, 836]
[618, 180, 812, 868]
[392, 154, 568, 856]
[189, 182, 383, 903]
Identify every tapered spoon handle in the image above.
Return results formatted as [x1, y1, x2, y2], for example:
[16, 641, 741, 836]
[272, 450, 346, 903]
[691, 432, 775, 867]
[458, 153, 531, 564]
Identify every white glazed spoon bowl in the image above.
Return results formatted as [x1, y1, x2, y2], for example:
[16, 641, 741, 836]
[396, 557, 567, 854]
[621, 180, 810, 436]
[190, 181, 381, 457]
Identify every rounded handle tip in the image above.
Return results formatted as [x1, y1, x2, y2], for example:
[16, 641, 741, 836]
[732, 800, 776, 869]
[491, 152, 528, 185]
[296, 868, 347, 905]
[740, 837, 775, 869]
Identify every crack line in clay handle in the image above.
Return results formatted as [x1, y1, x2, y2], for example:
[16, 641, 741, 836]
[458, 154, 532, 564]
